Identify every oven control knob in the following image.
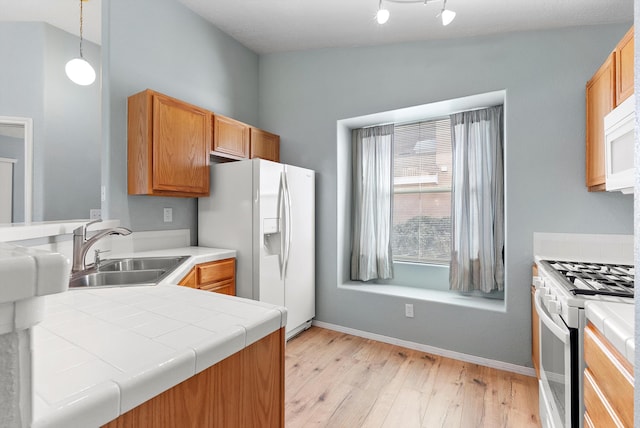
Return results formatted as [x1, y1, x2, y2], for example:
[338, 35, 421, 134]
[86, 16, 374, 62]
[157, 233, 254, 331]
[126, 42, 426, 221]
[532, 277, 544, 289]
[543, 294, 556, 304]
[547, 301, 561, 314]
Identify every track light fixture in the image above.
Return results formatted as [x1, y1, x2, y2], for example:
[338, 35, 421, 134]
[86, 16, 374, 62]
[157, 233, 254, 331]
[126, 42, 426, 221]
[375, 0, 456, 26]
[376, 0, 390, 24]
[439, 0, 456, 26]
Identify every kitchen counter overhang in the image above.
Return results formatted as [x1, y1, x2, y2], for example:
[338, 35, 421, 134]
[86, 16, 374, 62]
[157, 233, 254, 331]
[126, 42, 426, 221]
[31, 248, 287, 428]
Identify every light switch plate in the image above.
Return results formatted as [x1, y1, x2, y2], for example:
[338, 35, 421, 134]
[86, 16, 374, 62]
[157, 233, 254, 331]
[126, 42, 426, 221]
[405, 303, 414, 318]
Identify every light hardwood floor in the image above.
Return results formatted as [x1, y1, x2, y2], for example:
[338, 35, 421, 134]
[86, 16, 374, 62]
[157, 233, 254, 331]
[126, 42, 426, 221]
[285, 327, 540, 428]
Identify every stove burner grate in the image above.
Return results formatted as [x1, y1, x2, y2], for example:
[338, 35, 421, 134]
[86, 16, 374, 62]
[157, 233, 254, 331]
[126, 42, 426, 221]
[542, 260, 634, 298]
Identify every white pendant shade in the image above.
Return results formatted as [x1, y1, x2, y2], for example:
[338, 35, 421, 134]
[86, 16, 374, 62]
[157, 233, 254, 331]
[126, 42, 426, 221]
[376, 8, 390, 24]
[65, 58, 96, 86]
[441, 9, 456, 26]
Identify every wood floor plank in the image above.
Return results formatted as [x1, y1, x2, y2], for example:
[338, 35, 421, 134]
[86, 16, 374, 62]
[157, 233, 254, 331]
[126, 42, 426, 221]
[285, 327, 541, 428]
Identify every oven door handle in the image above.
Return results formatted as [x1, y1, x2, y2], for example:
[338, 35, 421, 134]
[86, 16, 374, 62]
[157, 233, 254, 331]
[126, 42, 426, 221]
[534, 289, 570, 342]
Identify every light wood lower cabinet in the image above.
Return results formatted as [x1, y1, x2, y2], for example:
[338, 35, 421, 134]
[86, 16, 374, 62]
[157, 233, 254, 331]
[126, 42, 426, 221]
[583, 322, 633, 428]
[178, 258, 236, 295]
[530, 289, 540, 379]
[101, 328, 285, 428]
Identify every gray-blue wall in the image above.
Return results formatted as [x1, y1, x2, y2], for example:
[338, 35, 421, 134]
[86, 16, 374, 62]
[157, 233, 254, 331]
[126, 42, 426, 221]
[102, 0, 633, 368]
[0, 22, 101, 222]
[258, 24, 634, 366]
[104, 0, 259, 242]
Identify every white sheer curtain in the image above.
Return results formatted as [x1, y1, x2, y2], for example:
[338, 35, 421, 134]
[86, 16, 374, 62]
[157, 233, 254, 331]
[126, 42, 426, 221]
[351, 124, 394, 281]
[449, 106, 504, 293]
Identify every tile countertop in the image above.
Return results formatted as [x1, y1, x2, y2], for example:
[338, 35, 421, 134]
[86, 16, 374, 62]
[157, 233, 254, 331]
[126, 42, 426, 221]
[584, 300, 634, 365]
[32, 247, 287, 428]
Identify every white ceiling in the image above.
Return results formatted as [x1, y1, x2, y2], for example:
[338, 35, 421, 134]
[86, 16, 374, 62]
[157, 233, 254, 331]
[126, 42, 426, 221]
[0, 0, 632, 54]
[177, 0, 633, 54]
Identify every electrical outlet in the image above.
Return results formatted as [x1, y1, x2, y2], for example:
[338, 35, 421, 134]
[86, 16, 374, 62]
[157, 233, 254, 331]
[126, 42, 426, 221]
[405, 303, 414, 318]
[101, 185, 106, 202]
[89, 209, 101, 220]
[163, 208, 173, 223]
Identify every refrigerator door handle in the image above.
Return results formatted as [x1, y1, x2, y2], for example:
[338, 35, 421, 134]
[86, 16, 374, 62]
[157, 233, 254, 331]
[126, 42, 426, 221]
[278, 171, 286, 280]
[282, 171, 292, 279]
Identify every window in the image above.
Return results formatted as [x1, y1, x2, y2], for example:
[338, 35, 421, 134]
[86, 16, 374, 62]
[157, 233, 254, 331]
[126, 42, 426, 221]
[392, 118, 452, 264]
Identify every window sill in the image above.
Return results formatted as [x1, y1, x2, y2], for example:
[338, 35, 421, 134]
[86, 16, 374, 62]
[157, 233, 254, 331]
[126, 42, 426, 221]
[339, 282, 505, 312]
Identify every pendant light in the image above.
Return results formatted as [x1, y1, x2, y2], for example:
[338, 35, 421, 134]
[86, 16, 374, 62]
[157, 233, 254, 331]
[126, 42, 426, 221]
[65, 0, 96, 86]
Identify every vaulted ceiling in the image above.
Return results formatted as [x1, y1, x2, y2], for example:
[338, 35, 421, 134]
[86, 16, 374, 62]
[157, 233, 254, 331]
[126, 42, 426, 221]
[0, 0, 633, 54]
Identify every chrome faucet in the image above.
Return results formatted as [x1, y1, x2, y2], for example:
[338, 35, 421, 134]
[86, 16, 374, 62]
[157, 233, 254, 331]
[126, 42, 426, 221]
[71, 219, 132, 272]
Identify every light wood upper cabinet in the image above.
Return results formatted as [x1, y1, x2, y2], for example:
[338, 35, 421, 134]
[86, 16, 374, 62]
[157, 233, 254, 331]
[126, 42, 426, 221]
[583, 322, 633, 428]
[250, 127, 281, 162]
[213, 114, 250, 159]
[615, 27, 634, 105]
[128, 89, 211, 197]
[212, 116, 281, 163]
[585, 54, 615, 191]
[585, 26, 634, 192]
[179, 258, 236, 296]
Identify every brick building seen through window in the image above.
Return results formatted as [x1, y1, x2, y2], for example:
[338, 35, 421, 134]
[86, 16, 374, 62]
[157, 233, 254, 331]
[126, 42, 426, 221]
[392, 118, 452, 264]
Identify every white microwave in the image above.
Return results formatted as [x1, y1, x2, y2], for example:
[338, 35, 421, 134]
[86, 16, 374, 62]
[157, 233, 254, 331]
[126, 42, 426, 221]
[604, 95, 635, 194]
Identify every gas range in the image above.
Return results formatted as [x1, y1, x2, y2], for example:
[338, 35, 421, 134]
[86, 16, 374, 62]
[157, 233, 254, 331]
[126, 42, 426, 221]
[534, 258, 634, 428]
[535, 259, 634, 328]
[540, 259, 633, 296]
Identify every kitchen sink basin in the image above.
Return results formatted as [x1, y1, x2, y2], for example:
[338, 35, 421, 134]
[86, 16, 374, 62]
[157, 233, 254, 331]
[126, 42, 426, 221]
[98, 256, 189, 272]
[69, 255, 189, 288]
[69, 269, 168, 288]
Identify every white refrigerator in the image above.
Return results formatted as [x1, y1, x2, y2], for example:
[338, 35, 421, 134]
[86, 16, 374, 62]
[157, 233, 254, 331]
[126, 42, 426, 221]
[198, 159, 315, 339]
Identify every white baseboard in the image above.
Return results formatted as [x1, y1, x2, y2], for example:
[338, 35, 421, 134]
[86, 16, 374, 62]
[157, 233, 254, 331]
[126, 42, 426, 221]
[312, 320, 536, 378]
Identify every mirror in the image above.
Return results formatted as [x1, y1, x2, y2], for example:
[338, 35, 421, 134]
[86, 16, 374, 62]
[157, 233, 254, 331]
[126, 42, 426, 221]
[0, 1, 101, 223]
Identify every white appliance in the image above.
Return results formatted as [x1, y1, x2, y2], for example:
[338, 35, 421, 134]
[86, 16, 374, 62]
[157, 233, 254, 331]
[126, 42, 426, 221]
[533, 260, 634, 428]
[604, 95, 634, 194]
[198, 159, 315, 340]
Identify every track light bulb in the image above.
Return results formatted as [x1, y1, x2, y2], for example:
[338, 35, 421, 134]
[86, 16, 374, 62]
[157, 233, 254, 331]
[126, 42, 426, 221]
[441, 9, 456, 26]
[376, 8, 390, 24]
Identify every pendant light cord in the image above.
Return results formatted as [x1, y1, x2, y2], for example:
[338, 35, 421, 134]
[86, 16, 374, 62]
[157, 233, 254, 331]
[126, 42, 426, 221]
[79, 0, 85, 59]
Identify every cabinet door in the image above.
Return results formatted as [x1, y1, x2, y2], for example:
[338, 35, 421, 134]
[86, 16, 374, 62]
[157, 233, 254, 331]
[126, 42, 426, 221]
[213, 115, 250, 159]
[585, 54, 615, 191]
[197, 258, 236, 295]
[584, 323, 633, 427]
[250, 128, 280, 162]
[153, 94, 211, 195]
[615, 27, 634, 106]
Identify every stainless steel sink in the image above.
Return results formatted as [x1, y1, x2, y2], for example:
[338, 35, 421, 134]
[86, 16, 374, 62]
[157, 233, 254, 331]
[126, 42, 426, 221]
[98, 256, 189, 272]
[69, 269, 167, 288]
[69, 256, 189, 288]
